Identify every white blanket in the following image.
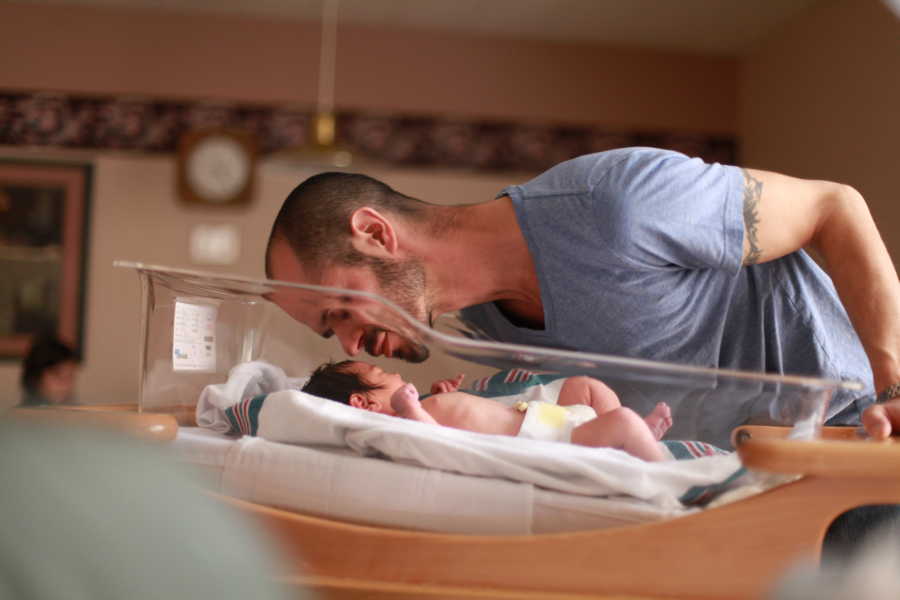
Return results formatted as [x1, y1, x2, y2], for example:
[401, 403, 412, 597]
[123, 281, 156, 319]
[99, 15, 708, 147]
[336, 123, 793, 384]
[196, 362, 745, 509]
[196, 361, 307, 434]
[172, 427, 694, 535]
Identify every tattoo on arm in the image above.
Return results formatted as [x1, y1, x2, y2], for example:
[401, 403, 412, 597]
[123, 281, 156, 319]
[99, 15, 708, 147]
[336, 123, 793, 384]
[742, 169, 764, 265]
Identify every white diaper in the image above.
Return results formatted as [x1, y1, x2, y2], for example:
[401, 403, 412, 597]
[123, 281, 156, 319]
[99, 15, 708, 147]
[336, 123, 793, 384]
[516, 401, 597, 443]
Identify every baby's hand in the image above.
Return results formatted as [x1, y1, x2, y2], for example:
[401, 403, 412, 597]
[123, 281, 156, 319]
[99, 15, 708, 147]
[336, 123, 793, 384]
[430, 374, 465, 395]
[390, 383, 420, 415]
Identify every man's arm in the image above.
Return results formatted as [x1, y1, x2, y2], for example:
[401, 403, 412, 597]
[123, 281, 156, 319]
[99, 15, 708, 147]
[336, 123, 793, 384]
[740, 168, 900, 424]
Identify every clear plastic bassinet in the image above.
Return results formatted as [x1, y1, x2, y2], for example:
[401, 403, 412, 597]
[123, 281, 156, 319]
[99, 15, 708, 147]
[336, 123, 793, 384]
[116, 260, 862, 449]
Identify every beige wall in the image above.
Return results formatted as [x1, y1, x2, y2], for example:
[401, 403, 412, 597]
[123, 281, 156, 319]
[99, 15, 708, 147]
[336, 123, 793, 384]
[3, 0, 898, 410]
[0, 2, 736, 133]
[0, 147, 515, 409]
[2, 1, 895, 414]
[0, 2, 742, 408]
[740, 0, 900, 265]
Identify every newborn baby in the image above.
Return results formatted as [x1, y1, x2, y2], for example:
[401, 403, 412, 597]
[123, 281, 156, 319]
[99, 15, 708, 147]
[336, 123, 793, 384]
[303, 360, 672, 461]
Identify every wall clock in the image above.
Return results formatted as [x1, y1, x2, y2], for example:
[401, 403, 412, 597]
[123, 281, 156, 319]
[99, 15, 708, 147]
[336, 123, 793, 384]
[177, 129, 257, 207]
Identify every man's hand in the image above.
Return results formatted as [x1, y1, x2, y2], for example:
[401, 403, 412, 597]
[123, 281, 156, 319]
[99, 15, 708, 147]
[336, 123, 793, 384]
[430, 374, 465, 395]
[861, 399, 900, 440]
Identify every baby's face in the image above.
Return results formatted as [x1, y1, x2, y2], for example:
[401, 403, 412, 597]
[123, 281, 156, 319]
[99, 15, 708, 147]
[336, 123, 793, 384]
[346, 362, 407, 414]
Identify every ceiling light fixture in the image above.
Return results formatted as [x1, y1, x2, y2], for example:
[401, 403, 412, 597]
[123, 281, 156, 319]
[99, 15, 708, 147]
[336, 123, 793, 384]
[269, 0, 353, 169]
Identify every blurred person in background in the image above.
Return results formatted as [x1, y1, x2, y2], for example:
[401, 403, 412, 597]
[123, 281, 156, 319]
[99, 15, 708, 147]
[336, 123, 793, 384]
[20, 334, 80, 406]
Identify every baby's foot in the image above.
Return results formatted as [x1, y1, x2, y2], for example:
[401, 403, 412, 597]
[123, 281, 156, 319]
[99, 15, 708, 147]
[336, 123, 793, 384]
[644, 402, 673, 440]
[390, 383, 421, 416]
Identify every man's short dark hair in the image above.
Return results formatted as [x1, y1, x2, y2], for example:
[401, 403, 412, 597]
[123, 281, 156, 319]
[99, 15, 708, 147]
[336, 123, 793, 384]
[302, 360, 383, 405]
[266, 172, 426, 277]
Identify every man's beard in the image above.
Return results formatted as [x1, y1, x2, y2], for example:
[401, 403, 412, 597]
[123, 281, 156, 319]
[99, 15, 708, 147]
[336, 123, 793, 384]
[369, 256, 431, 362]
[370, 256, 429, 323]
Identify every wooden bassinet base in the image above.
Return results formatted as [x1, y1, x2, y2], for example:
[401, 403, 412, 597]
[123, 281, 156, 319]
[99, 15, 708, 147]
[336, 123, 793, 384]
[8, 406, 900, 599]
[227, 465, 900, 599]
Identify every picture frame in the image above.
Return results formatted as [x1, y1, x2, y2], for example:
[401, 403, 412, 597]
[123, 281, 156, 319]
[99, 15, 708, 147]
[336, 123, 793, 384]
[0, 160, 92, 359]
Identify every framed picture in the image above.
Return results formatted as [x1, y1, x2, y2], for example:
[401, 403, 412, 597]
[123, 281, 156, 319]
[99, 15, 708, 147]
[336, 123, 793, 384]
[0, 160, 92, 359]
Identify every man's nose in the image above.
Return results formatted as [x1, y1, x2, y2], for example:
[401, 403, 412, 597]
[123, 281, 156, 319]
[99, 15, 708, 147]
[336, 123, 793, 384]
[337, 332, 360, 356]
[330, 320, 362, 356]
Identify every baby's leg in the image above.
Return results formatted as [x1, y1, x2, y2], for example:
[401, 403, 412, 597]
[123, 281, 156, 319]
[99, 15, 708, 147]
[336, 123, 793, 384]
[390, 383, 439, 426]
[643, 402, 673, 440]
[557, 376, 621, 414]
[570, 407, 665, 461]
[559, 377, 672, 441]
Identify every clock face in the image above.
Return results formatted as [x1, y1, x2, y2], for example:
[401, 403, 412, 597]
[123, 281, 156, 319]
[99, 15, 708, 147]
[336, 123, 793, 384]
[185, 135, 252, 203]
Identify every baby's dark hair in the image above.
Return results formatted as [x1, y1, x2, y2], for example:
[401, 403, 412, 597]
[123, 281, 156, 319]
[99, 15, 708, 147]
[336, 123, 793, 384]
[302, 360, 383, 405]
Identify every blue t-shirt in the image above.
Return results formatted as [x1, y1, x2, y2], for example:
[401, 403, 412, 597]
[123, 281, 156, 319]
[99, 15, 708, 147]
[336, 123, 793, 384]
[459, 148, 873, 423]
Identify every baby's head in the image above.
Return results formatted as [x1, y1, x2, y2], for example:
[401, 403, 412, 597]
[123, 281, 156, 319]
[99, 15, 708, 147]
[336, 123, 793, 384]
[302, 360, 407, 415]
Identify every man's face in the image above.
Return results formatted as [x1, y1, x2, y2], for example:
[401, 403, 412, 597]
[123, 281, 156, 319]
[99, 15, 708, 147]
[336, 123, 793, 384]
[267, 239, 431, 362]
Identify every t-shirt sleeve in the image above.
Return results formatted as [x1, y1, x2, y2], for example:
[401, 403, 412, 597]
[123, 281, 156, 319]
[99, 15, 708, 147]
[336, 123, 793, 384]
[590, 149, 745, 273]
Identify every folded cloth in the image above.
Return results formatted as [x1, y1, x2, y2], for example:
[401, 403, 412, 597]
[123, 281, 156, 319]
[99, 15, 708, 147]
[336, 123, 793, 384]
[208, 389, 755, 509]
[196, 361, 306, 434]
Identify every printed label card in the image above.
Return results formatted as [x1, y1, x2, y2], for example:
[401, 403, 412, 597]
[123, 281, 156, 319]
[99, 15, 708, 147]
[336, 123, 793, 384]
[172, 300, 218, 372]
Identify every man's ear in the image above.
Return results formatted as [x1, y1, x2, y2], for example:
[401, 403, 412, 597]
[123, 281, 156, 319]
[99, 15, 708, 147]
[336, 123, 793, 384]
[349, 207, 398, 259]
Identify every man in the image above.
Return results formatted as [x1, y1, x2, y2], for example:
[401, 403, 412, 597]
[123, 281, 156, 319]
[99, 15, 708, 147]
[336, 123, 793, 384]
[265, 147, 900, 439]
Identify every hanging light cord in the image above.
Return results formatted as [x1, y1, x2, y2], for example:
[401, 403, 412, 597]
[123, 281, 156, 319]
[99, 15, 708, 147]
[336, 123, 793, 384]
[317, 0, 339, 116]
